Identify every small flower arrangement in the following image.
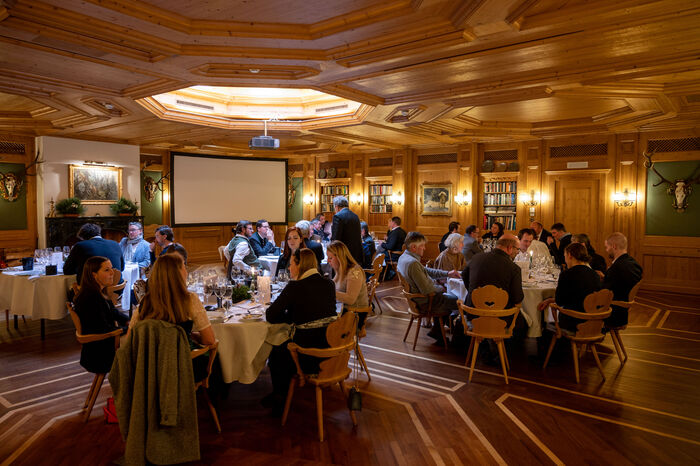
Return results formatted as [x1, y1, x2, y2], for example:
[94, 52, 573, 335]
[55, 197, 85, 215]
[110, 197, 139, 215]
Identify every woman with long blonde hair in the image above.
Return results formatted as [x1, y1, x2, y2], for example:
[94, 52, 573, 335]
[130, 254, 215, 346]
[326, 240, 368, 314]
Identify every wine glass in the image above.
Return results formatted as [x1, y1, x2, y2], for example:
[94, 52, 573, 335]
[62, 246, 70, 261]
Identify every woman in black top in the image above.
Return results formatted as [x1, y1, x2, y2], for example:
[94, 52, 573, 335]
[539, 243, 601, 331]
[572, 233, 607, 274]
[73, 256, 129, 374]
[274, 226, 304, 277]
[482, 222, 504, 241]
[265, 248, 337, 412]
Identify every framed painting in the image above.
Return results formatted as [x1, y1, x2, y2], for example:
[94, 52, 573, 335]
[69, 165, 122, 204]
[420, 183, 452, 216]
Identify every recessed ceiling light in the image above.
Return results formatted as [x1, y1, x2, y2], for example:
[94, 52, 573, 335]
[249, 69, 260, 74]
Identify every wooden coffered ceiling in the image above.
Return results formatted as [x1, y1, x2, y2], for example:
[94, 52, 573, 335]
[0, 0, 699, 155]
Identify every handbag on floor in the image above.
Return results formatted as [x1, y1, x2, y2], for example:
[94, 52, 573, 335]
[103, 397, 118, 424]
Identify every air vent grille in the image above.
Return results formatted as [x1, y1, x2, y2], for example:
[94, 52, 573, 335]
[484, 150, 517, 161]
[176, 100, 215, 111]
[648, 137, 700, 153]
[315, 104, 348, 113]
[0, 142, 26, 155]
[550, 143, 607, 158]
[369, 157, 393, 167]
[417, 153, 457, 164]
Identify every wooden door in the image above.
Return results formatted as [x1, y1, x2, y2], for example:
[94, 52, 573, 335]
[552, 176, 601, 248]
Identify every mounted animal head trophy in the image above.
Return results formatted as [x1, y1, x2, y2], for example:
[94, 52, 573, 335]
[643, 150, 700, 213]
[142, 171, 170, 202]
[287, 169, 296, 208]
[0, 152, 43, 202]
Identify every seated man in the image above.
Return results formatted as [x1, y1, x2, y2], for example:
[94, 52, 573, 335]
[462, 224, 482, 264]
[295, 220, 325, 267]
[547, 222, 572, 266]
[462, 234, 524, 325]
[249, 219, 276, 257]
[119, 222, 151, 268]
[397, 231, 460, 345]
[149, 225, 175, 264]
[379, 216, 406, 280]
[360, 221, 376, 270]
[313, 213, 330, 241]
[515, 228, 552, 266]
[226, 220, 260, 274]
[602, 232, 642, 328]
[64, 223, 124, 283]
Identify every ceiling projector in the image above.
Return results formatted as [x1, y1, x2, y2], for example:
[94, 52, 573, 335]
[249, 135, 279, 150]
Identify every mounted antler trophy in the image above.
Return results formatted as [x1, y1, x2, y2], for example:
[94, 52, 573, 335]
[643, 149, 700, 213]
[142, 171, 170, 203]
[0, 151, 43, 202]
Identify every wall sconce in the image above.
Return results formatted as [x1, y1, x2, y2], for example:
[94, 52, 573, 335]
[520, 190, 540, 221]
[612, 189, 636, 207]
[350, 192, 363, 205]
[454, 190, 472, 206]
[303, 193, 315, 205]
[389, 191, 404, 205]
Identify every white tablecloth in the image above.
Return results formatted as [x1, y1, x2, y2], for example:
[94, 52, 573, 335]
[444, 278, 556, 338]
[0, 269, 76, 320]
[211, 300, 290, 384]
[120, 262, 140, 311]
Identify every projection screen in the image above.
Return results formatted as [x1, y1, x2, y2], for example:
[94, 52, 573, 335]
[171, 152, 287, 226]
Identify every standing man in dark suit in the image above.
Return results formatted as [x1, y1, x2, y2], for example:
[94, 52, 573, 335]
[602, 232, 643, 328]
[249, 219, 276, 257]
[63, 223, 124, 282]
[530, 221, 553, 244]
[379, 216, 407, 280]
[330, 196, 363, 266]
[547, 222, 572, 266]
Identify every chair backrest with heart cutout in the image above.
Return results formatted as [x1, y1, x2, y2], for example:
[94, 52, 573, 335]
[471, 285, 508, 310]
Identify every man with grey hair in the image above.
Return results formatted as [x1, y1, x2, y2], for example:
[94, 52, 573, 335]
[331, 195, 363, 265]
[397, 231, 460, 345]
[119, 221, 151, 268]
[295, 219, 324, 266]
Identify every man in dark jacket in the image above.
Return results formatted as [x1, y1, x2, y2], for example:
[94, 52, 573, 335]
[63, 223, 124, 282]
[602, 232, 643, 328]
[547, 222, 571, 266]
[249, 219, 276, 257]
[295, 220, 324, 267]
[330, 196, 363, 266]
[378, 216, 407, 280]
[530, 221, 553, 244]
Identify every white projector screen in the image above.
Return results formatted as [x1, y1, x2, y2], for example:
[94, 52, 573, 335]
[171, 153, 287, 226]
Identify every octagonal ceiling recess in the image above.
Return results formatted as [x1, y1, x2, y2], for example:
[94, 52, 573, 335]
[138, 86, 371, 131]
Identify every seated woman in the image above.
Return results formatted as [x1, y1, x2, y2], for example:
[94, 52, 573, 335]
[265, 248, 337, 412]
[73, 256, 129, 374]
[434, 232, 466, 272]
[482, 221, 504, 241]
[275, 226, 303, 278]
[538, 243, 601, 331]
[327, 240, 369, 326]
[360, 221, 376, 270]
[571, 233, 607, 275]
[129, 254, 215, 380]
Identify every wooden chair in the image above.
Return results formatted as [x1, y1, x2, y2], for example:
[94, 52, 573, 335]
[382, 249, 403, 281]
[218, 245, 229, 271]
[366, 274, 382, 315]
[363, 252, 384, 278]
[345, 305, 372, 381]
[105, 270, 126, 309]
[191, 341, 222, 433]
[542, 289, 613, 383]
[608, 281, 641, 364]
[456, 286, 520, 384]
[397, 272, 448, 350]
[66, 302, 121, 422]
[281, 312, 358, 442]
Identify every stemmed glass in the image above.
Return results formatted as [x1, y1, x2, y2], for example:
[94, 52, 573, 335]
[222, 285, 233, 315]
[62, 246, 70, 261]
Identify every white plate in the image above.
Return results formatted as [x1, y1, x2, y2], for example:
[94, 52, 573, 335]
[240, 314, 264, 322]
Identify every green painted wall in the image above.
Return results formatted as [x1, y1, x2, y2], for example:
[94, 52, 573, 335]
[0, 162, 28, 230]
[141, 170, 163, 225]
[287, 177, 303, 223]
[645, 160, 700, 236]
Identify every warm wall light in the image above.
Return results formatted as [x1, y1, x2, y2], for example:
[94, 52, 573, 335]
[350, 192, 363, 205]
[612, 189, 636, 207]
[389, 191, 404, 205]
[520, 190, 540, 206]
[303, 193, 315, 205]
[454, 190, 472, 206]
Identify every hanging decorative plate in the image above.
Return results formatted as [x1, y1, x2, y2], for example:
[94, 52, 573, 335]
[482, 160, 495, 172]
[338, 170, 347, 178]
[327, 167, 337, 178]
[507, 162, 520, 172]
[496, 162, 508, 172]
[318, 168, 326, 179]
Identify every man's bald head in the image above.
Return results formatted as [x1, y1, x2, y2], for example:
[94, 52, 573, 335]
[497, 233, 520, 259]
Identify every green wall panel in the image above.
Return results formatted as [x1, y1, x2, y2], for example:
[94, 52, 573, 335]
[645, 160, 700, 236]
[0, 162, 28, 230]
[287, 177, 303, 223]
[141, 170, 163, 225]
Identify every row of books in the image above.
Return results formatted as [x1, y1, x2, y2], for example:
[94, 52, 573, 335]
[483, 214, 517, 230]
[484, 193, 516, 205]
[370, 205, 393, 213]
[370, 195, 391, 205]
[370, 184, 392, 195]
[484, 181, 517, 193]
[321, 185, 349, 195]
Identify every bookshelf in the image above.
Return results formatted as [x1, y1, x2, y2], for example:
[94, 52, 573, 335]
[368, 182, 393, 226]
[483, 178, 517, 231]
[319, 183, 349, 213]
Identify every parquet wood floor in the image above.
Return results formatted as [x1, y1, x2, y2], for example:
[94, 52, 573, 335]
[1, 283, 699, 465]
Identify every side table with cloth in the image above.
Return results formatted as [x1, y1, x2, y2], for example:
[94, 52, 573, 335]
[0, 268, 77, 339]
[447, 278, 555, 338]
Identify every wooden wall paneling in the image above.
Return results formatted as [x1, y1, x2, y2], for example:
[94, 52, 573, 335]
[351, 153, 365, 222]
[393, 149, 410, 231]
[523, 141, 543, 227]
[454, 145, 473, 230]
[174, 225, 225, 264]
[162, 150, 172, 226]
[0, 134, 37, 250]
[613, 134, 639, 258]
[304, 156, 315, 221]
